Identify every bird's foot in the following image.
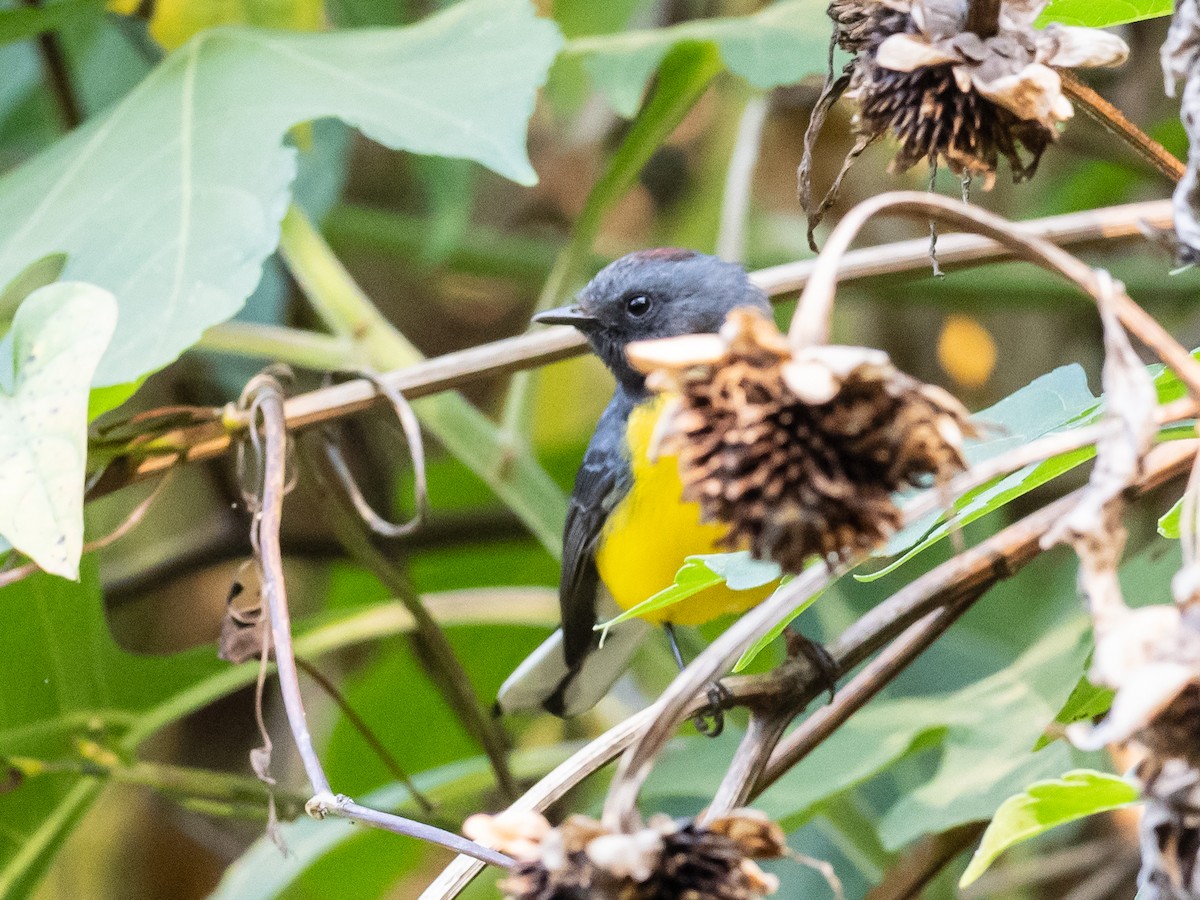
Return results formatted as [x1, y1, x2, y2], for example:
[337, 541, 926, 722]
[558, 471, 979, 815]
[786, 629, 839, 703]
[692, 680, 731, 738]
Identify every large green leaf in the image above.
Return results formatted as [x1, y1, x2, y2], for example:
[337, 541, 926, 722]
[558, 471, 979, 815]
[959, 770, 1139, 887]
[0, 0, 562, 387]
[562, 0, 829, 116]
[1039, 0, 1173, 27]
[0, 282, 116, 578]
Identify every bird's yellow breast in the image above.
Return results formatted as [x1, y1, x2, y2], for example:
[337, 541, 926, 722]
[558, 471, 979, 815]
[593, 395, 776, 625]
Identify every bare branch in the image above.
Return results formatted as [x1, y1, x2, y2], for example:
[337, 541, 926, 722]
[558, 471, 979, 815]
[237, 373, 514, 870]
[88, 200, 1173, 500]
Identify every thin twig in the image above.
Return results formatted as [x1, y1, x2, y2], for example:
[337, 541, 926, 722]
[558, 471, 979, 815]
[294, 658, 434, 813]
[238, 373, 514, 869]
[788, 192, 1200, 403]
[302, 435, 521, 801]
[864, 823, 987, 900]
[1062, 71, 1187, 185]
[756, 441, 1196, 796]
[87, 199, 1175, 500]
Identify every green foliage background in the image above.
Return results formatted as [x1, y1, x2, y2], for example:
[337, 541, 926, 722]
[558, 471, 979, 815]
[0, 0, 1194, 897]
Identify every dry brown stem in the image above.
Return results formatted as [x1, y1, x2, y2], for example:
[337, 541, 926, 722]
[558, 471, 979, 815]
[236, 373, 514, 869]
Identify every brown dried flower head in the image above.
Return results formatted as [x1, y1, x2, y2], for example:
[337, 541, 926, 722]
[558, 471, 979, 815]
[845, 0, 1128, 182]
[1068, 603, 1200, 769]
[627, 308, 973, 573]
[476, 809, 785, 900]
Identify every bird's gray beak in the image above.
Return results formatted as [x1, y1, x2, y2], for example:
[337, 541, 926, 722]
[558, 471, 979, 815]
[532, 305, 599, 330]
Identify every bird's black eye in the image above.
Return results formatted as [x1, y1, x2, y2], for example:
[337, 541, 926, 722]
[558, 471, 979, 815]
[625, 294, 652, 317]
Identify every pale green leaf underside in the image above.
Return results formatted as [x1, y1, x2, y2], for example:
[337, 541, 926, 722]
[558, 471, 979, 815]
[595, 551, 781, 635]
[0, 0, 562, 386]
[0, 283, 116, 578]
[959, 769, 1139, 887]
[564, 0, 829, 116]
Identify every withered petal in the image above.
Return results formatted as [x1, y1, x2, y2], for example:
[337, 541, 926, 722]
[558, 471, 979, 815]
[875, 32, 962, 71]
[1037, 23, 1129, 69]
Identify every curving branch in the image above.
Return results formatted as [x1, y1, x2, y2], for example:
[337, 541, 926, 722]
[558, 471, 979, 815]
[788, 192, 1200, 404]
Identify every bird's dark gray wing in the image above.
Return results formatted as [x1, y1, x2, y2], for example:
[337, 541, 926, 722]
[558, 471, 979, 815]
[558, 393, 634, 670]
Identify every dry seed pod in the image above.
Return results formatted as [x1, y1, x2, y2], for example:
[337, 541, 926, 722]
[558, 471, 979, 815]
[628, 308, 973, 573]
[844, 0, 1128, 182]
[1068, 604, 1200, 769]
[1137, 758, 1200, 899]
[492, 810, 785, 900]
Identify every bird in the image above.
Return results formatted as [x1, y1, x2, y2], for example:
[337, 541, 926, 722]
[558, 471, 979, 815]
[495, 248, 780, 722]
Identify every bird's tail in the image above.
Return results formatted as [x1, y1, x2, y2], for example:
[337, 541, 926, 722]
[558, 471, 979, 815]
[495, 615, 651, 718]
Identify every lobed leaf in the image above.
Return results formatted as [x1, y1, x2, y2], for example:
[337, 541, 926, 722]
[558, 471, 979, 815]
[0, 0, 562, 388]
[562, 0, 829, 116]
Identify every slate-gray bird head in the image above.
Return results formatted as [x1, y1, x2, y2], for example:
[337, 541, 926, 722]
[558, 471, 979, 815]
[533, 248, 771, 393]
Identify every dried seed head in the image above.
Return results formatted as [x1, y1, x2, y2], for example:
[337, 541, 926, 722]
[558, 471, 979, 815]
[841, 0, 1128, 181]
[493, 811, 785, 900]
[830, 0, 911, 54]
[628, 308, 973, 573]
[1137, 758, 1200, 899]
[1068, 604, 1200, 769]
[463, 809, 553, 863]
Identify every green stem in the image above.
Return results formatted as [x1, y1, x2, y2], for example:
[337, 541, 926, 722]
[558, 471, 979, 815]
[322, 206, 573, 284]
[5, 754, 308, 819]
[499, 42, 725, 437]
[278, 203, 567, 556]
[198, 321, 359, 370]
[119, 589, 557, 753]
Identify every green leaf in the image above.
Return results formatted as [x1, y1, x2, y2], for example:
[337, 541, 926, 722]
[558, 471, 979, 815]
[1039, 0, 1173, 27]
[0, 0, 102, 46]
[596, 556, 724, 633]
[595, 550, 781, 635]
[959, 770, 1139, 887]
[0, 0, 562, 387]
[0, 253, 65, 338]
[0, 282, 116, 578]
[860, 365, 1101, 582]
[563, 0, 829, 116]
[877, 617, 1091, 849]
[1160, 496, 1183, 539]
[751, 616, 1091, 847]
[1034, 674, 1115, 750]
[698, 551, 782, 590]
[732, 575, 822, 673]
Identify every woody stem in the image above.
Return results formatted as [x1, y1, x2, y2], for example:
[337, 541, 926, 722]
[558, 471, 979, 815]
[965, 0, 1002, 39]
[1061, 71, 1187, 184]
